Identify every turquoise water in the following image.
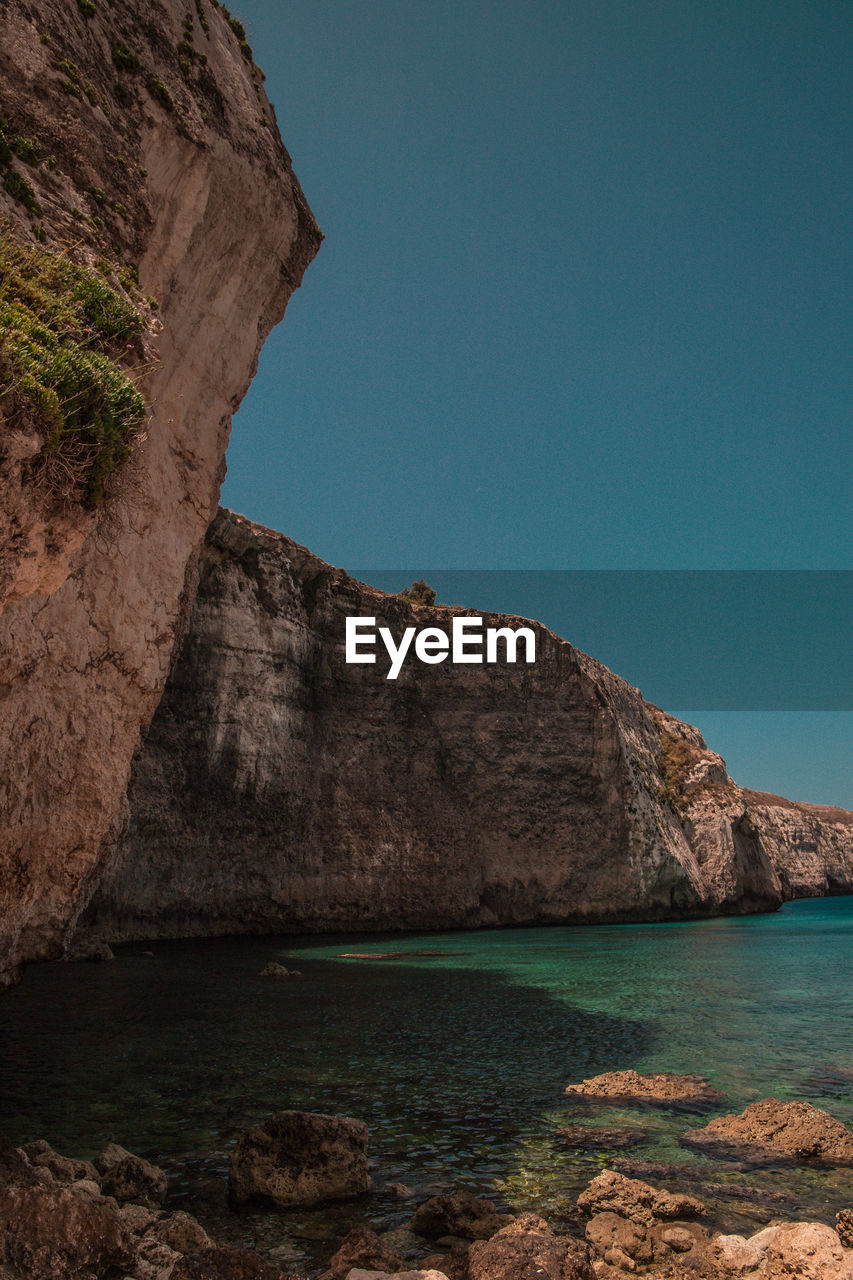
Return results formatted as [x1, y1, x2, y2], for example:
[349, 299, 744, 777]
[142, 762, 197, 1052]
[1, 897, 852, 1271]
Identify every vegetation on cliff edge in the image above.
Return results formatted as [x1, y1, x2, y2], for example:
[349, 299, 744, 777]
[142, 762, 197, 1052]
[0, 231, 146, 505]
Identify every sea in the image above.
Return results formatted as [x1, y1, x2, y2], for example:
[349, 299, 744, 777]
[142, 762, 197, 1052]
[1, 895, 851, 1272]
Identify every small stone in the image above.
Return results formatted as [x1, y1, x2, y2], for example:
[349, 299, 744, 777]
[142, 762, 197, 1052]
[603, 1245, 636, 1272]
[659, 1226, 694, 1252]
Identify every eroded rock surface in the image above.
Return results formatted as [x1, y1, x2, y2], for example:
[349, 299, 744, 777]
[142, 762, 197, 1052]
[0, 0, 320, 987]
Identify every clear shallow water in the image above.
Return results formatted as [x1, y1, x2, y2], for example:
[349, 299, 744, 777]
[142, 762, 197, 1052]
[1, 897, 852, 1271]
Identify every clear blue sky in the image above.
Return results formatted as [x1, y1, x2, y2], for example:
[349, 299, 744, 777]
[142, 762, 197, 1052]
[220, 1, 852, 805]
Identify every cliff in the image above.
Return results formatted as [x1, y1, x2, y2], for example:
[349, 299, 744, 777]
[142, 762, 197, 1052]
[0, 0, 321, 985]
[79, 509, 852, 944]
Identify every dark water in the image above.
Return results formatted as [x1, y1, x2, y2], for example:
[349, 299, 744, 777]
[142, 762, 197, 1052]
[1, 898, 852, 1271]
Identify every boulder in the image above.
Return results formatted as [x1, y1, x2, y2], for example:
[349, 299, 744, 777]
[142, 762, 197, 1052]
[577, 1170, 705, 1228]
[0, 1183, 130, 1279]
[320, 1228, 404, 1280]
[467, 1214, 594, 1280]
[682, 1098, 853, 1164]
[95, 1143, 167, 1208]
[229, 1111, 371, 1207]
[410, 1190, 511, 1241]
[565, 1070, 722, 1106]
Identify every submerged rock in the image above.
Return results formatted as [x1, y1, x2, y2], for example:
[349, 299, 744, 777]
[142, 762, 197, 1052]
[467, 1214, 594, 1280]
[565, 1070, 723, 1106]
[410, 1189, 512, 1241]
[229, 1111, 371, 1207]
[260, 962, 302, 978]
[95, 1143, 167, 1208]
[682, 1098, 853, 1164]
[554, 1124, 646, 1150]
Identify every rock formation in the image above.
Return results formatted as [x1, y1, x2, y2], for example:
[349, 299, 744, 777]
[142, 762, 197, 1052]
[681, 1098, 853, 1165]
[0, 0, 320, 985]
[229, 1112, 372, 1208]
[564, 1071, 723, 1107]
[78, 510, 853, 943]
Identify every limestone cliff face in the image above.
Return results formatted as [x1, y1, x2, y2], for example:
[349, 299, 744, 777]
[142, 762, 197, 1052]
[0, 1, 321, 984]
[740, 792, 853, 900]
[80, 509, 833, 944]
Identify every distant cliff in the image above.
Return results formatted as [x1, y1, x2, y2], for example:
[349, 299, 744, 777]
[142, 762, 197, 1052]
[79, 510, 852, 944]
[0, 1, 320, 985]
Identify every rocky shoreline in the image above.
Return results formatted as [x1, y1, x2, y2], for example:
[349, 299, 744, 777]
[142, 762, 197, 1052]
[3, 1074, 853, 1280]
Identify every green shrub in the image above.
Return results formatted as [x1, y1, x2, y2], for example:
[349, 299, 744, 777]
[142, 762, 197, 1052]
[398, 580, 437, 607]
[0, 234, 146, 505]
[77, 0, 96, 16]
[8, 134, 44, 166]
[145, 76, 174, 111]
[111, 45, 140, 72]
[3, 169, 41, 214]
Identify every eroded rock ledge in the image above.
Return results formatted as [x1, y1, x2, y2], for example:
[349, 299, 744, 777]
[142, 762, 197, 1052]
[78, 509, 853, 944]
